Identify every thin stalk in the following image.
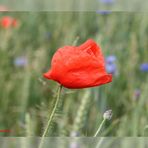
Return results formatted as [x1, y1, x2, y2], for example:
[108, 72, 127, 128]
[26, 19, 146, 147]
[39, 85, 62, 148]
[95, 137, 105, 148]
[93, 118, 106, 137]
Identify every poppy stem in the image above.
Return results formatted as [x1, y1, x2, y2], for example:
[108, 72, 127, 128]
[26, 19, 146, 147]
[39, 85, 63, 148]
[93, 118, 106, 137]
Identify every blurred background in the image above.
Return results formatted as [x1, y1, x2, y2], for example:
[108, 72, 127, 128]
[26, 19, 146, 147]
[0, 11, 148, 137]
[0, 0, 148, 11]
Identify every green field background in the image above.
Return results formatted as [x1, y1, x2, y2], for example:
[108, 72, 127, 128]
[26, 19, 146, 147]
[0, 12, 148, 137]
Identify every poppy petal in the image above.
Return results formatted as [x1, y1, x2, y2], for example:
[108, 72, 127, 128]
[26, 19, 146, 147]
[43, 70, 52, 79]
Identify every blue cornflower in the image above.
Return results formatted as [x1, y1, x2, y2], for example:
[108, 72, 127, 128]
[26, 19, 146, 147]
[99, 0, 115, 4]
[140, 63, 148, 72]
[106, 55, 117, 64]
[105, 55, 118, 75]
[96, 10, 112, 15]
[14, 56, 28, 67]
[106, 63, 117, 75]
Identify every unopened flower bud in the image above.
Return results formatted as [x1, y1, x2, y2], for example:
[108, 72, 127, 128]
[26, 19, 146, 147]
[103, 110, 112, 120]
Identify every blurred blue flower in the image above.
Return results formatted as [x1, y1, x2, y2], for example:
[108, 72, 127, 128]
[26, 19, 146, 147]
[96, 10, 112, 15]
[140, 63, 148, 72]
[106, 55, 116, 64]
[99, 0, 115, 4]
[14, 56, 28, 67]
[105, 55, 118, 75]
[106, 63, 117, 75]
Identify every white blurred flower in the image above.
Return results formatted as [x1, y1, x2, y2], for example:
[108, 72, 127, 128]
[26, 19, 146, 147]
[103, 110, 112, 120]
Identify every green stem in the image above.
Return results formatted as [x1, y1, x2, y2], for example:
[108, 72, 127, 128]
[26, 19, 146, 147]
[93, 118, 106, 137]
[39, 85, 62, 148]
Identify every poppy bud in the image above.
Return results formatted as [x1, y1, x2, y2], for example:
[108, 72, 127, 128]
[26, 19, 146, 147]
[44, 39, 112, 89]
[103, 110, 112, 120]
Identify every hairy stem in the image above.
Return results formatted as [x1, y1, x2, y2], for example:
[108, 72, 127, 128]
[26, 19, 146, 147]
[39, 85, 62, 148]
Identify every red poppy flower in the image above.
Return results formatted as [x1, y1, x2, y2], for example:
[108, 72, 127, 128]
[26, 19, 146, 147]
[0, 16, 12, 28]
[0, 16, 19, 28]
[44, 39, 112, 89]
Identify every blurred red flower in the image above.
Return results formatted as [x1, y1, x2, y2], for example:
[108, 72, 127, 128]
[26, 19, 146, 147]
[12, 19, 19, 27]
[0, 16, 19, 28]
[44, 39, 112, 89]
